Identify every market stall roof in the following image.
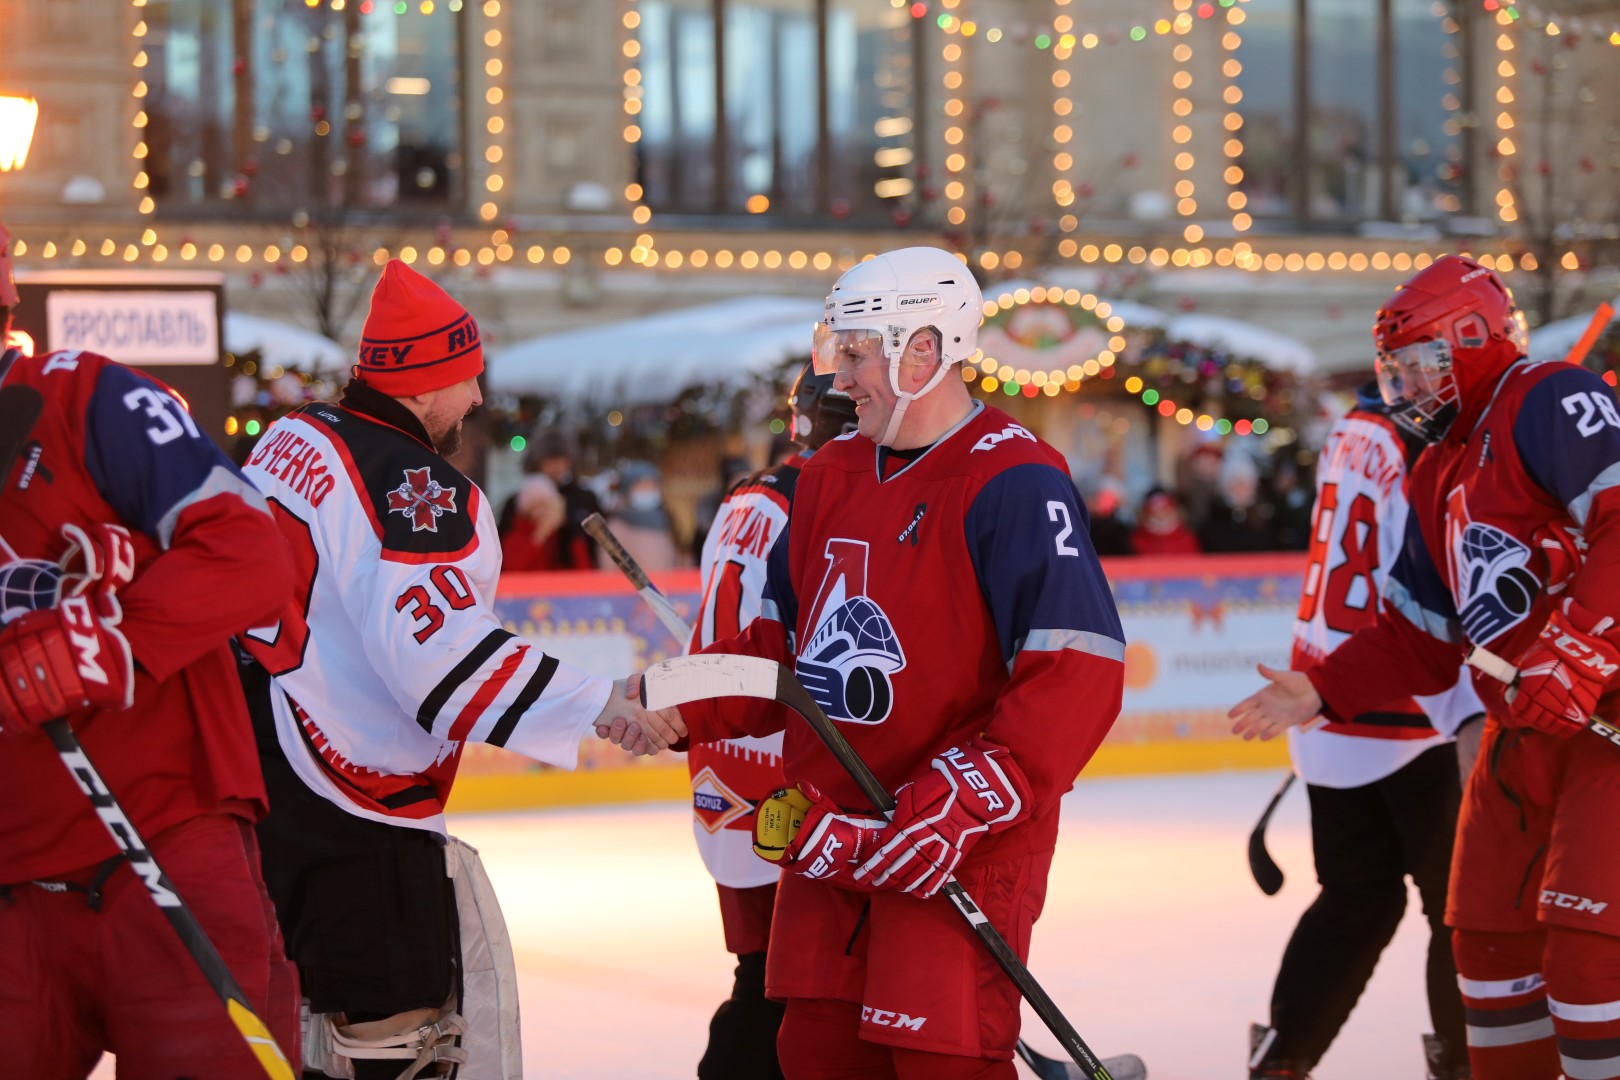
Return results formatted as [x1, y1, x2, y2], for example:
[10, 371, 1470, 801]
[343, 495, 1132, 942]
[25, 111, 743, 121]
[224, 311, 349, 372]
[487, 296, 823, 402]
[1162, 313, 1316, 374]
[1528, 301, 1620, 363]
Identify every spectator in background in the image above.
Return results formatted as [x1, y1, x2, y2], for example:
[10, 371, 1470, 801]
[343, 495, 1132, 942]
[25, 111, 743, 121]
[501, 474, 593, 571]
[535, 435, 604, 566]
[1131, 487, 1202, 556]
[1199, 459, 1278, 553]
[1088, 479, 1136, 557]
[1268, 459, 1315, 552]
[1178, 441, 1226, 530]
[690, 455, 753, 564]
[600, 460, 680, 572]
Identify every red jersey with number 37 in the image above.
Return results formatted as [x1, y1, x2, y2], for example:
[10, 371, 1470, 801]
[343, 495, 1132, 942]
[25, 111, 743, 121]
[0, 349, 291, 881]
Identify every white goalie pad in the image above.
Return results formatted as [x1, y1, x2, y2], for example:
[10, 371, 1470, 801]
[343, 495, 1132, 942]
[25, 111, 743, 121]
[445, 834, 524, 1079]
[302, 836, 523, 1079]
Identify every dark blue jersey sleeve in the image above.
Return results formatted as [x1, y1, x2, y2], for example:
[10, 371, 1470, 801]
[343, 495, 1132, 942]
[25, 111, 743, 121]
[761, 513, 798, 648]
[82, 363, 262, 548]
[965, 462, 1124, 666]
[1514, 365, 1620, 528]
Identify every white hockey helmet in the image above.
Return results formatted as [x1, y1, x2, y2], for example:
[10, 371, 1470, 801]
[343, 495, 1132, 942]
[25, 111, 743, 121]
[811, 246, 983, 446]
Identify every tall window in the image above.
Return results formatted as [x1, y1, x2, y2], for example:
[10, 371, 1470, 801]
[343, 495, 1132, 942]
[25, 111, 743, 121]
[144, 0, 465, 215]
[636, 0, 917, 222]
[1236, 0, 1462, 224]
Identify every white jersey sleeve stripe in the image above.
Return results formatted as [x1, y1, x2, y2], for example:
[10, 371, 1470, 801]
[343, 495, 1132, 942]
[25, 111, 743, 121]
[1016, 628, 1126, 663]
[416, 628, 513, 732]
[154, 464, 271, 548]
[486, 653, 559, 747]
[1569, 460, 1620, 528]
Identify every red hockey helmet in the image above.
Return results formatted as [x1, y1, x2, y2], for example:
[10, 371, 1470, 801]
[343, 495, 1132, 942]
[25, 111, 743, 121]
[0, 222, 17, 310]
[1373, 254, 1527, 442]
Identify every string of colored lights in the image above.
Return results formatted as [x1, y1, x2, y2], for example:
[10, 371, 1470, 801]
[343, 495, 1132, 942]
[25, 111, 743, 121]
[940, 0, 971, 232]
[1169, 0, 1203, 246]
[25, 0, 1547, 282]
[964, 285, 1280, 436]
[621, 1, 655, 234]
[1221, 3, 1250, 235]
[1482, 0, 1620, 42]
[932, 0, 1244, 51]
[477, 0, 509, 225]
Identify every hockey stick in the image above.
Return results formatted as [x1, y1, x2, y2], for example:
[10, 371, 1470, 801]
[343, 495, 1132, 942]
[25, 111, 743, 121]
[591, 515, 1144, 1079]
[1246, 771, 1295, 896]
[1017, 1041, 1147, 1080]
[582, 512, 691, 643]
[1563, 301, 1616, 370]
[642, 653, 1134, 1080]
[1466, 644, 1620, 749]
[0, 385, 294, 1079]
[41, 722, 296, 1079]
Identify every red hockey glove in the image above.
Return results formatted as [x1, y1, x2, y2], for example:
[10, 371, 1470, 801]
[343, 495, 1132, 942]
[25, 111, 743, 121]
[755, 782, 889, 890]
[1531, 521, 1588, 599]
[1507, 597, 1620, 738]
[0, 524, 137, 736]
[854, 739, 1033, 899]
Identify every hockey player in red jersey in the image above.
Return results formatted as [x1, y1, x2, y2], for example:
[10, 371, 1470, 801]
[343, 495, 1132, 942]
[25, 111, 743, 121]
[688, 363, 857, 1080]
[1232, 255, 1620, 1079]
[1249, 384, 1482, 1079]
[0, 222, 302, 1074]
[239, 260, 683, 1078]
[638, 246, 1126, 1079]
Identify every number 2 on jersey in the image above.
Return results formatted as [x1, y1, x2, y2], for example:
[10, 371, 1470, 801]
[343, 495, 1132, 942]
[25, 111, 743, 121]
[1297, 481, 1381, 633]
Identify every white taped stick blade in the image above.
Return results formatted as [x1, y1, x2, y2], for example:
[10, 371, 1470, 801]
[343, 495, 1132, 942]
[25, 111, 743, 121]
[642, 655, 781, 711]
[1466, 645, 1519, 687]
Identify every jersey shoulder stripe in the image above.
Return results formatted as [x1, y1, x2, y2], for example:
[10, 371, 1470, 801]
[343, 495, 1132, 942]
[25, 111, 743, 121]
[291, 403, 481, 560]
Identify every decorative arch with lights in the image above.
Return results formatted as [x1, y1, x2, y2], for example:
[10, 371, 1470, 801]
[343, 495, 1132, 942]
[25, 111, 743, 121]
[965, 286, 1298, 437]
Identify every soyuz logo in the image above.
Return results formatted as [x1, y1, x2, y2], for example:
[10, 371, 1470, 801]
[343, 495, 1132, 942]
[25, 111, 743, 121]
[690, 767, 750, 833]
[387, 467, 458, 532]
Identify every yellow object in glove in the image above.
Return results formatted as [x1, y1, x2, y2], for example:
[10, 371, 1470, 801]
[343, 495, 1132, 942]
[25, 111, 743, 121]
[752, 785, 814, 862]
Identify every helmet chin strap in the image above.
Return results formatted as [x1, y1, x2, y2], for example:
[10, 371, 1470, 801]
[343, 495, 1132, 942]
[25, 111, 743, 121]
[877, 357, 954, 447]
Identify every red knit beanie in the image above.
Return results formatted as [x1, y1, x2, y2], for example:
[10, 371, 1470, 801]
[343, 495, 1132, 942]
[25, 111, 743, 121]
[354, 260, 483, 396]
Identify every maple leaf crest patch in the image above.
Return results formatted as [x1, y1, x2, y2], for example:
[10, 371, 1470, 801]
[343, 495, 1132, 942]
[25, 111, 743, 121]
[387, 467, 458, 532]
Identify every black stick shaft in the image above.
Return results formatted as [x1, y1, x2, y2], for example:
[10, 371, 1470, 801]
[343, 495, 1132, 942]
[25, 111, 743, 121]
[42, 726, 294, 1077]
[771, 671, 1115, 1078]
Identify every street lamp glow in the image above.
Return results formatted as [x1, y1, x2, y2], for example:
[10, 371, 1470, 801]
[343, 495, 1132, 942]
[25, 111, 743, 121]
[0, 95, 39, 172]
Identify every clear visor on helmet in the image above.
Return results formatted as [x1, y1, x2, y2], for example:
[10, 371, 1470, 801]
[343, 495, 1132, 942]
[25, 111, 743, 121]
[1375, 338, 1456, 413]
[811, 324, 886, 376]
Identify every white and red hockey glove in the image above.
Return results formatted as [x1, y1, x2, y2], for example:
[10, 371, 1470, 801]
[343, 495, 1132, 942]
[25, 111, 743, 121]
[754, 782, 890, 890]
[1507, 596, 1620, 738]
[0, 524, 137, 737]
[855, 739, 1033, 899]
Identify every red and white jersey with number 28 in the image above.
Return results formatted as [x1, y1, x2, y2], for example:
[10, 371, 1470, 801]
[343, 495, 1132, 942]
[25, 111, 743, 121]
[1289, 405, 1479, 788]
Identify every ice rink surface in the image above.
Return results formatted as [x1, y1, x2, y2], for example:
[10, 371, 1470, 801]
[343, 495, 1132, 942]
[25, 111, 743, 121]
[94, 768, 1443, 1078]
[464, 768, 1437, 1079]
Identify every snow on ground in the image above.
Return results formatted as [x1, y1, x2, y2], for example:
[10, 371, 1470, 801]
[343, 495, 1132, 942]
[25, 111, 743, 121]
[93, 769, 1443, 1078]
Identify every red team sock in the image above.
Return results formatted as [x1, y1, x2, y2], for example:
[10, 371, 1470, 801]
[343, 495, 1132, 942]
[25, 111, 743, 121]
[1546, 926, 1620, 1080]
[1453, 928, 1560, 1079]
